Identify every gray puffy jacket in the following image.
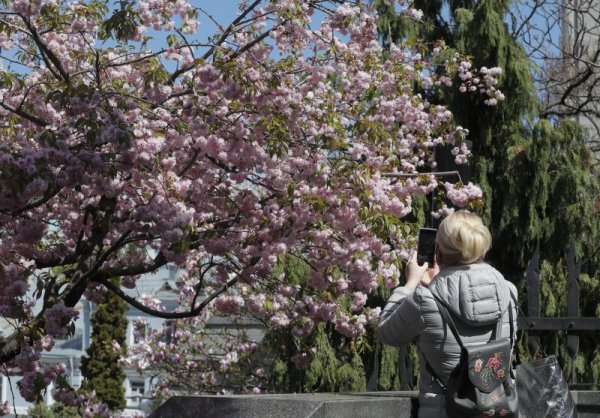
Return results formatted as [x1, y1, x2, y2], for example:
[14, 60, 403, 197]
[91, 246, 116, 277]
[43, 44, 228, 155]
[376, 262, 518, 418]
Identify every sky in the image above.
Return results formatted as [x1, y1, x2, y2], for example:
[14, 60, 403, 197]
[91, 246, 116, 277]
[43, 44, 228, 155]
[0, 1, 563, 75]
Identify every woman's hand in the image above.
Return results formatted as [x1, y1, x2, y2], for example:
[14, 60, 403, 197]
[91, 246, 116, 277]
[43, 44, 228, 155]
[420, 255, 440, 288]
[405, 251, 440, 290]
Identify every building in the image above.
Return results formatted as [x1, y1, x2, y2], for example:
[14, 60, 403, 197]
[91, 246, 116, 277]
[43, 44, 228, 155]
[556, 0, 600, 162]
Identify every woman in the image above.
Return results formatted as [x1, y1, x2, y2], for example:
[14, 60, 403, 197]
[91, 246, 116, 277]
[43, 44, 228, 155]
[376, 211, 518, 418]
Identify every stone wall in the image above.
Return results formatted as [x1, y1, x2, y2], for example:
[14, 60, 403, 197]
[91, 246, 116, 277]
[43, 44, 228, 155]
[149, 391, 600, 417]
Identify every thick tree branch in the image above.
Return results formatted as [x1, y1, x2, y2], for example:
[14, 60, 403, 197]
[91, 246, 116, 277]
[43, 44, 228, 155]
[0, 100, 49, 127]
[20, 15, 71, 83]
[95, 274, 239, 319]
[228, 27, 274, 61]
[0, 183, 60, 219]
[0, 332, 24, 365]
[100, 251, 168, 279]
[63, 197, 118, 307]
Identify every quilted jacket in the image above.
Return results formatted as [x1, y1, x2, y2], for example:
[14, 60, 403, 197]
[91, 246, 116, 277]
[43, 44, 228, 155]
[376, 262, 518, 418]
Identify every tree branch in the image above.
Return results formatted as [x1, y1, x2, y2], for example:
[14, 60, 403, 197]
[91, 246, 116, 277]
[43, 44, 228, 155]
[168, 0, 264, 84]
[20, 15, 71, 83]
[95, 274, 239, 319]
[0, 183, 60, 219]
[0, 100, 49, 127]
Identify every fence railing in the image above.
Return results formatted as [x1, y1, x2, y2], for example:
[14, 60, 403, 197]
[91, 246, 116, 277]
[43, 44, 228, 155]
[520, 241, 600, 385]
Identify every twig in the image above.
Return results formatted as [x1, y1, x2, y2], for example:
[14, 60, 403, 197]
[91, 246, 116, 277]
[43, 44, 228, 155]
[168, 0, 263, 83]
[382, 170, 463, 182]
[3, 365, 18, 418]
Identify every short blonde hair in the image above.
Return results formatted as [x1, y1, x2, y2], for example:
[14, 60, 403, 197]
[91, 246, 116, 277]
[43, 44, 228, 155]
[436, 211, 491, 266]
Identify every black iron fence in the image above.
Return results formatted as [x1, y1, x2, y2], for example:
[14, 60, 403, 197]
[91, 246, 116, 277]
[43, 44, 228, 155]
[520, 242, 600, 386]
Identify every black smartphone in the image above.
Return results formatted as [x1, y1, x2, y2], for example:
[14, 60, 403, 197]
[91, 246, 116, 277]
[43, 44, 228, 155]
[417, 228, 437, 266]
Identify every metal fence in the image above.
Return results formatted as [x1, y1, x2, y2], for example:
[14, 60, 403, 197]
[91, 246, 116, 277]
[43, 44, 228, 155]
[520, 242, 600, 386]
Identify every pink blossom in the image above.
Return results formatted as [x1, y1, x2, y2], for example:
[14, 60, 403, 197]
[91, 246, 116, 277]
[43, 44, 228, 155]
[111, 341, 122, 353]
[0, 401, 9, 416]
[444, 182, 483, 208]
[270, 312, 290, 327]
[215, 295, 245, 314]
[219, 351, 239, 372]
[44, 304, 78, 337]
[351, 292, 367, 312]
[403, 8, 424, 21]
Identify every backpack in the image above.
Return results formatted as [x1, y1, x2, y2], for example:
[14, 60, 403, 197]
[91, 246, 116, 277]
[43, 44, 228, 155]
[424, 292, 519, 418]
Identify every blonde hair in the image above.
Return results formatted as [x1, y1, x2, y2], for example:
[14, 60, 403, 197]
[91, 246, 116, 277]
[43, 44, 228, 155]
[436, 211, 491, 266]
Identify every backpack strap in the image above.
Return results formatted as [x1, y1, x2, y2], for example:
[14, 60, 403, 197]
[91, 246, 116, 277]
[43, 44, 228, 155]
[424, 357, 447, 391]
[430, 291, 465, 348]
[421, 291, 464, 390]
[508, 294, 515, 348]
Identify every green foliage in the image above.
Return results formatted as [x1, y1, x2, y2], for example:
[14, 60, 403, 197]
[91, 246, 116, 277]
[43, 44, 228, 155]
[305, 323, 360, 391]
[27, 403, 80, 418]
[98, 1, 139, 41]
[28, 403, 54, 418]
[528, 263, 600, 389]
[80, 284, 129, 411]
[49, 403, 81, 418]
[376, 343, 401, 390]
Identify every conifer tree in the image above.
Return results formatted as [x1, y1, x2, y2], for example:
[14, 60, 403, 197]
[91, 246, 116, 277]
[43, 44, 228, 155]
[265, 256, 377, 393]
[80, 283, 129, 411]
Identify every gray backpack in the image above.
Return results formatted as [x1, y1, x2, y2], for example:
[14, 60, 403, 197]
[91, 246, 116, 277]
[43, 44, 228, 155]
[424, 292, 519, 418]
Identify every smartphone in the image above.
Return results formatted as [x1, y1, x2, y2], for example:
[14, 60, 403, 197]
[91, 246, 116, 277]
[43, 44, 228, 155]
[417, 228, 437, 266]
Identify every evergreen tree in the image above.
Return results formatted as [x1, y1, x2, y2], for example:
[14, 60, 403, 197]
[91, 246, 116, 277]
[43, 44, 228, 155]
[265, 256, 381, 393]
[80, 282, 129, 411]
[28, 403, 80, 418]
[373, 0, 600, 388]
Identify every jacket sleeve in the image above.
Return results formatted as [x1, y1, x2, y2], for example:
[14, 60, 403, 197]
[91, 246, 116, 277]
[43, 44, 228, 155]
[376, 286, 424, 346]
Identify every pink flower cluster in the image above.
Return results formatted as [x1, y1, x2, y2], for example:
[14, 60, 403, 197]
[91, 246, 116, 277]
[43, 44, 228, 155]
[444, 182, 484, 208]
[215, 295, 245, 314]
[44, 304, 79, 337]
[458, 61, 505, 106]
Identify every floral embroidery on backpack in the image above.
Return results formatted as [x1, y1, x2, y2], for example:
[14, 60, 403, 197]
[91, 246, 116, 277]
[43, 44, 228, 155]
[472, 351, 506, 390]
[474, 358, 483, 373]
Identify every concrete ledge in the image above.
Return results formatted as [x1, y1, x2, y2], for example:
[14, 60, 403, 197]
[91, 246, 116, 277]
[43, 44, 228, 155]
[148, 390, 599, 418]
[571, 391, 600, 418]
[148, 392, 417, 418]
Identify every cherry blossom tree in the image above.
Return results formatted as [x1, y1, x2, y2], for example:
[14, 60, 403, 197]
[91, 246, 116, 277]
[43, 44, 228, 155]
[0, 0, 499, 410]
